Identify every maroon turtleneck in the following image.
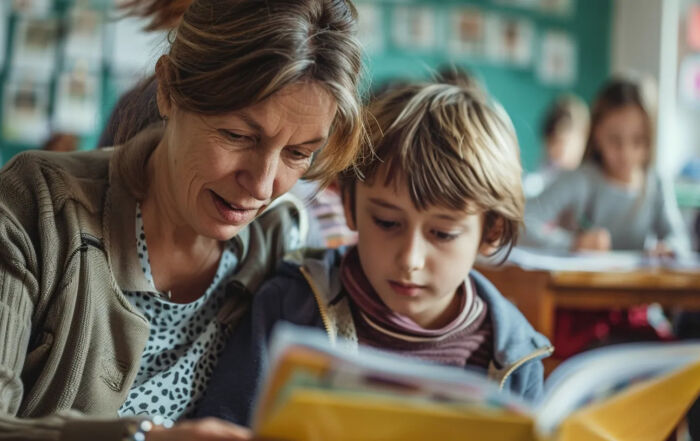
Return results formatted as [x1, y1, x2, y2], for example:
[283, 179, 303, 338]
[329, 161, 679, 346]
[340, 247, 493, 368]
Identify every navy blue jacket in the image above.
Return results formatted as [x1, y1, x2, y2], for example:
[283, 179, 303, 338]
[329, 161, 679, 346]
[196, 248, 552, 425]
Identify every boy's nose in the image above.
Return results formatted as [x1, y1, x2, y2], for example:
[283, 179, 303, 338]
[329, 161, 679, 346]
[396, 232, 426, 274]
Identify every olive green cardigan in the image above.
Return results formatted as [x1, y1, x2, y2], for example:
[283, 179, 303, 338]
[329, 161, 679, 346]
[0, 127, 303, 440]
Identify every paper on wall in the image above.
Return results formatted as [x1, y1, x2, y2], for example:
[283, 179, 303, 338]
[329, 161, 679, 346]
[356, 3, 383, 54]
[12, 17, 59, 79]
[391, 6, 436, 51]
[485, 15, 535, 67]
[537, 30, 577, 86]
[448, 7, 485, 57]
[52, 69, 101, 135]
[64, 7, 103, 70]
[2, 72, 51, 144]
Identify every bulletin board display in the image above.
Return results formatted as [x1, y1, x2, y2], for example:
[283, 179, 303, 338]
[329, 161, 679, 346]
[355, 0, 612, 171]
[0, 0, 612, 172]
[0, 0, 167, 162]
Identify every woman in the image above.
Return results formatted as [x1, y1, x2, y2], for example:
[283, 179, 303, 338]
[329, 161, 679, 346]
[0, 0, 364, 440]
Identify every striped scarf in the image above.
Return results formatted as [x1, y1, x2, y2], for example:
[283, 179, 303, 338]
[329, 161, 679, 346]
[340, 247, 493, 367]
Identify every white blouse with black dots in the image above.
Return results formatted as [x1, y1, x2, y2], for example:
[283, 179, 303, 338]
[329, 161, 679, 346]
[118, 204, 238, 420]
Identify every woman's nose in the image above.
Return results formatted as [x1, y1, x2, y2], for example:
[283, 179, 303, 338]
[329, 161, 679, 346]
[237, 150, 278, 201]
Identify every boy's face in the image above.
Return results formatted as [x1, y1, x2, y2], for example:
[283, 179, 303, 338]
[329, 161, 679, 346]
[344, 174, 492, 329]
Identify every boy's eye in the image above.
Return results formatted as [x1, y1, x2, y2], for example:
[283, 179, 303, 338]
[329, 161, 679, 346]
[372, 216, 398, 230]
[432, 230, 459, 241]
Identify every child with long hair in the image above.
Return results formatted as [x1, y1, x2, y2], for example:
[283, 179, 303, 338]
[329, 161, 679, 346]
[523, 78, 689, 254]
[523, 78, 690, 359]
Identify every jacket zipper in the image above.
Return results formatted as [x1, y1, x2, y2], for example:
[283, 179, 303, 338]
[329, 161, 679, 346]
[499, 345, 555, 389]
[298, 265, 335, 345]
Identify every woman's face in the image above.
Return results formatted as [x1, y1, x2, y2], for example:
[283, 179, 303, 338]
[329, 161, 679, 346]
[594, 104, 649, 183]
[157, 81, 337, 241]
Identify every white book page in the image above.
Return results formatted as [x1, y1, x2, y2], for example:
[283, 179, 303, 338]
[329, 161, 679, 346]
[535, 341, 700, 436]
[480, 246, 700, 273]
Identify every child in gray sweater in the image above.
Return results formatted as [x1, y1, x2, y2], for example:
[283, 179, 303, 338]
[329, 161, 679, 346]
[522, 78, 689, 255]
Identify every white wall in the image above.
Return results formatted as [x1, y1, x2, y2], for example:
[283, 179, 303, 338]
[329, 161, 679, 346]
[611, 0, 695, 178]
[612, 0, 696, 245]
[612, 0, 664, 81]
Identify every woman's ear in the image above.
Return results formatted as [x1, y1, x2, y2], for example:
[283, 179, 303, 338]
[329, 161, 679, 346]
[155, 55, 172, 119]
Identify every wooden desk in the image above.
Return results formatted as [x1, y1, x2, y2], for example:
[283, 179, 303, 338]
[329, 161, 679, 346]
[476, 265, 700, 340]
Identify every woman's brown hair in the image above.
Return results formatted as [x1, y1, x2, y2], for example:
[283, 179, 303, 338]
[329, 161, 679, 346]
[118, 0, 366, 187]
[120, 0, 192, 31]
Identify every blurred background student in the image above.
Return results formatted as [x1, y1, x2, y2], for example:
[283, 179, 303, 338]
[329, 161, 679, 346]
[523, 95, 589, 197]
[522, 77, 689, 255]
[522, 77, 691, 359]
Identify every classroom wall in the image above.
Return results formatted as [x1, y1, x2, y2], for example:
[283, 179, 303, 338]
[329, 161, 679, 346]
[358, 0, 613, 172]
[0, 0, 613, 173]
[0, 0, 166, 162]
[612, 0, 663, 80]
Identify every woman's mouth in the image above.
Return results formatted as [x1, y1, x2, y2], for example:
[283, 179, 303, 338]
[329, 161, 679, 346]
[210, 190, 259, 225]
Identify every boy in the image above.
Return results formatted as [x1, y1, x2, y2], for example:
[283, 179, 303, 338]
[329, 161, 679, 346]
[197, 82, 553, 425]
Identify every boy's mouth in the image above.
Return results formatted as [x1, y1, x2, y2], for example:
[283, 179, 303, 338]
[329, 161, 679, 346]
[388, 280, 426, 297]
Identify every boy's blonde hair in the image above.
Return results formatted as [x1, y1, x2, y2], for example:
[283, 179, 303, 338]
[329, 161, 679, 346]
[340, 82, 524, 254]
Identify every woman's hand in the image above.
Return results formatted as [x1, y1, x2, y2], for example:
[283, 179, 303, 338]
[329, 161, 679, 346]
[573, 228, 611, 251]
[146, 418, 253, 441]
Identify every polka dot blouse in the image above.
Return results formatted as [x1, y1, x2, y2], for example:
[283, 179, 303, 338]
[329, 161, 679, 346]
[118, 204, 238, 421]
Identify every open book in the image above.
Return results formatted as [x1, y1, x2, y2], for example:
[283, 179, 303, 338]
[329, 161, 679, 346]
[252, 323, 700, 441]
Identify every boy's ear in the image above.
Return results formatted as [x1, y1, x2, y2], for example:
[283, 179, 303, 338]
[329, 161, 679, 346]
[155, 55, 172, 119]
[478, 215, 504, 255]
[342, 186, 358, 231]
[478, 241, 498, 256]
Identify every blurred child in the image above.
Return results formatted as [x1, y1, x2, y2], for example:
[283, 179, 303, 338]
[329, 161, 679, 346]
[522, 78, 691, 359]
[196, 82, 553, 425]
[523, 95, 589, 197]
[522, 78, 689, 254]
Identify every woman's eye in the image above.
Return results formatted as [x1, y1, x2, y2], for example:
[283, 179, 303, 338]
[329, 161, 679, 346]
[221, 130, 250, 143]
[372, 217, 398, 230]
[288, 149, 311, 161]
[432, 230, 459, 241]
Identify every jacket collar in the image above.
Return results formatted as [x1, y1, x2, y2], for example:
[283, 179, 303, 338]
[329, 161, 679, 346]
[469, 270, 551, 367]
[291, 249, 551, 369]
[103, 126, 249, 293]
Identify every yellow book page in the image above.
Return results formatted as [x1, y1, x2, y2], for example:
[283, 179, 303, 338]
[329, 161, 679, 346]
[257, 388, 535, 441]
[556, 359, 700, 441]
[253, 347, 332, 428]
